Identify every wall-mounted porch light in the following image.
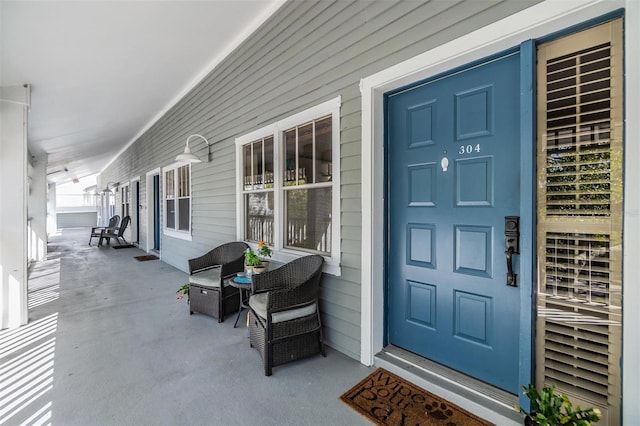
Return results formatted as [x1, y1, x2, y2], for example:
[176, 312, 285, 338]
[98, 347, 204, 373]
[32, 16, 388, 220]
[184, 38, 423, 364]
[175, 134, 210, 163]
[101, 182, 119, 194]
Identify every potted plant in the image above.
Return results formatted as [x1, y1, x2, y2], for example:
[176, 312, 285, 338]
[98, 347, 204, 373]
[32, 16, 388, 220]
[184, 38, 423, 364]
[517, 384, 601, 426]
[245, 247, 264, 274]
[176, 283, 189, 303]
[257, 240, 272, 268]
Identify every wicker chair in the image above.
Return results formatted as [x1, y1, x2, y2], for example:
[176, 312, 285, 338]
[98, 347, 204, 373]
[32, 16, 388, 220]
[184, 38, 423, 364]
[89, 215, 119, 245]
[248, 254, 326, 376]
[188, 242, 248, 322]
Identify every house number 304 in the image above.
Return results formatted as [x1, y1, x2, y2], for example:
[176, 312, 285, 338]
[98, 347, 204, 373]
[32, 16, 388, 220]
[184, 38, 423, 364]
[459, 144, 481, 154]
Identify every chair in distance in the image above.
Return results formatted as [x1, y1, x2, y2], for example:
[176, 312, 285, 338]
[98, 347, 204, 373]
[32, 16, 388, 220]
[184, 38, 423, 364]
[188, 242, 249, 322]
[98, 215, 130, 246]
[89, 215, 119, 246]
[248, 254, 326, 376]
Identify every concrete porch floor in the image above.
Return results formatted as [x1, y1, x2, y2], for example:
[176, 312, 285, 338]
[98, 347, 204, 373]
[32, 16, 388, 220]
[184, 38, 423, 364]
[2, 228, 373, 425]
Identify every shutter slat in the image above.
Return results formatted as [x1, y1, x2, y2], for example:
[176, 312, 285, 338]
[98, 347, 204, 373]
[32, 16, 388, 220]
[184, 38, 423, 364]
[544, 369, 609, 401]
[545, 315, 612, 342]
[545, 346, 609, 370]
[547, 186, 611, 193]
[545, 357, 608, 384]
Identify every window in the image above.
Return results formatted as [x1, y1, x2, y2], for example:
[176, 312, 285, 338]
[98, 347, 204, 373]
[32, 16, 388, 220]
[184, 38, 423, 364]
[236, 97, 341, 275]
[243, 136, 275, 243]
[100, 191, 116, 226]
[121, 184, 130, 218]
[107, 192, 116, 221]
[164, 163, 192, 240]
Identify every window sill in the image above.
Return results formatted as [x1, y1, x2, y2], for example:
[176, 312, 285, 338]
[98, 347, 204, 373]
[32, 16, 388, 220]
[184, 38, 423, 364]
[163, 228, 192, 242]
[249, 245, 340, 276]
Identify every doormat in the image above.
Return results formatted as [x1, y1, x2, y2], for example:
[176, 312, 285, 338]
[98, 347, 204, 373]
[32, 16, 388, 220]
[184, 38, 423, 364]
[134, 255, 159, 261]
[340, 368, 493, 426]
[112, 244, 136, 249]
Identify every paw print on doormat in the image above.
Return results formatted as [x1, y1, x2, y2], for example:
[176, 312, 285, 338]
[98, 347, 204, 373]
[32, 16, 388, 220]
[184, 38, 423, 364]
[425, 400, 454, 420]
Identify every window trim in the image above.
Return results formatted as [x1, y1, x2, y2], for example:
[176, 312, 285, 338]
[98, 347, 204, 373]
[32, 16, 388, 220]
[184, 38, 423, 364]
[163, 161, 193, 242]
[120, 182, 130, 218]
[235, 96, 341, 275]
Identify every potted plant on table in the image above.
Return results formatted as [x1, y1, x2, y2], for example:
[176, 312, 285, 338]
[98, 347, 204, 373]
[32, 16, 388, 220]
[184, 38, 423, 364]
[517, 383, 600, 426]
[245, 247, 264, 274]
[257, 240, 272, 268]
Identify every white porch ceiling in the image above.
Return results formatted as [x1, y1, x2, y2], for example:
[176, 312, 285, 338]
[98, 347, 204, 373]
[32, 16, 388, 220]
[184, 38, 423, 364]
[1, 0, 282, 185]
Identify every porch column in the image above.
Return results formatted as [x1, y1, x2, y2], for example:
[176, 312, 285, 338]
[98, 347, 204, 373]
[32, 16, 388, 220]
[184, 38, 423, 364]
[47, 182, 57, 234]
[29, 154, 48, 262]
[0, 85, 30, 329]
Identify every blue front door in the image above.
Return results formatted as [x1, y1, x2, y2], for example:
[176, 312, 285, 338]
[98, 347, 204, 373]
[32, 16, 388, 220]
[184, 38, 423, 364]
[386, 53, 521, 393]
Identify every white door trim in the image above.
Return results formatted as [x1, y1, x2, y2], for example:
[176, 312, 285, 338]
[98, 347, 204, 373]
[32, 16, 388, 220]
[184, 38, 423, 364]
[145, 168, 161, 254]
[130, 176, 140, 244]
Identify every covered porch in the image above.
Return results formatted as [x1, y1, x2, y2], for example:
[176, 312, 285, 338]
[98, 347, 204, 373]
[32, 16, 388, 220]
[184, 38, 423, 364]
[4, 228, 524, 425]
[2, 228, 372, 425]
[2, 1, 638, 423]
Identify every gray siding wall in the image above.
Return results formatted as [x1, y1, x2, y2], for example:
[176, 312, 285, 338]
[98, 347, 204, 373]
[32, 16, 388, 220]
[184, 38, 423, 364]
[100, 0, 540, 360]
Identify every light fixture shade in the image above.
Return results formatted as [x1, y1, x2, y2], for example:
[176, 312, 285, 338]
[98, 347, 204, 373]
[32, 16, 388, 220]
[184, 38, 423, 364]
[101, 181, 118, 194]
[176, 134, 209, 163]
[175, 144, 202, 163]
[176, 153, 202, 163]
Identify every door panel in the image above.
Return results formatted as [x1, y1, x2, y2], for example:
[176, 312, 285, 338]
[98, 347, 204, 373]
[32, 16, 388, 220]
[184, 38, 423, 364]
[387, 53, 521, 392]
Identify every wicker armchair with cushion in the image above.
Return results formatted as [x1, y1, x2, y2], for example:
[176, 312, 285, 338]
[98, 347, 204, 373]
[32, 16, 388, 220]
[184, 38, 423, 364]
[188, 242, 248, 322]
[248, 254, 326, 376]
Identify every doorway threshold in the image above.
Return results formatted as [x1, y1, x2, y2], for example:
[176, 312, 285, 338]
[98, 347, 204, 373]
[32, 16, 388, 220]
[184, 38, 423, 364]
[375, 345, 523, 425]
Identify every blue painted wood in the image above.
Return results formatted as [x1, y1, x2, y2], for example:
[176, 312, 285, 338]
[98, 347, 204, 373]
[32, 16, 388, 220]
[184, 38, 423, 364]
[517, 39, 535, 411]
[535, 9, 624, 45]
[386, 52, 521, 393]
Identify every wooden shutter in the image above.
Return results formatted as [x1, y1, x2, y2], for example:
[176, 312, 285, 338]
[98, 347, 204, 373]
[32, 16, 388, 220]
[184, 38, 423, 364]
[536, 18, 622, 425]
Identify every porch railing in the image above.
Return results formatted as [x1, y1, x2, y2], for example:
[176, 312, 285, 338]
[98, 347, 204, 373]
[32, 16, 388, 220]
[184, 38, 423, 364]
[246, 214, 330, 254]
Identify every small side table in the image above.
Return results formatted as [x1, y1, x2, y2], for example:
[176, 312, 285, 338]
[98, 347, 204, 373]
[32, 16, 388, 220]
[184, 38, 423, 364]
[230, 275, 252, 328]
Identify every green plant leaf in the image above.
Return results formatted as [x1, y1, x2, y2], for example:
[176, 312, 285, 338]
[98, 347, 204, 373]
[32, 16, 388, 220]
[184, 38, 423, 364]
[520, 383, 600, 425]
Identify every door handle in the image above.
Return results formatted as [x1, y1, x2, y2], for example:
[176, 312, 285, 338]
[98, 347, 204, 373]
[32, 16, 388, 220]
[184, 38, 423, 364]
[506, 246, 516, 286]
[505, 216, 519, 287]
